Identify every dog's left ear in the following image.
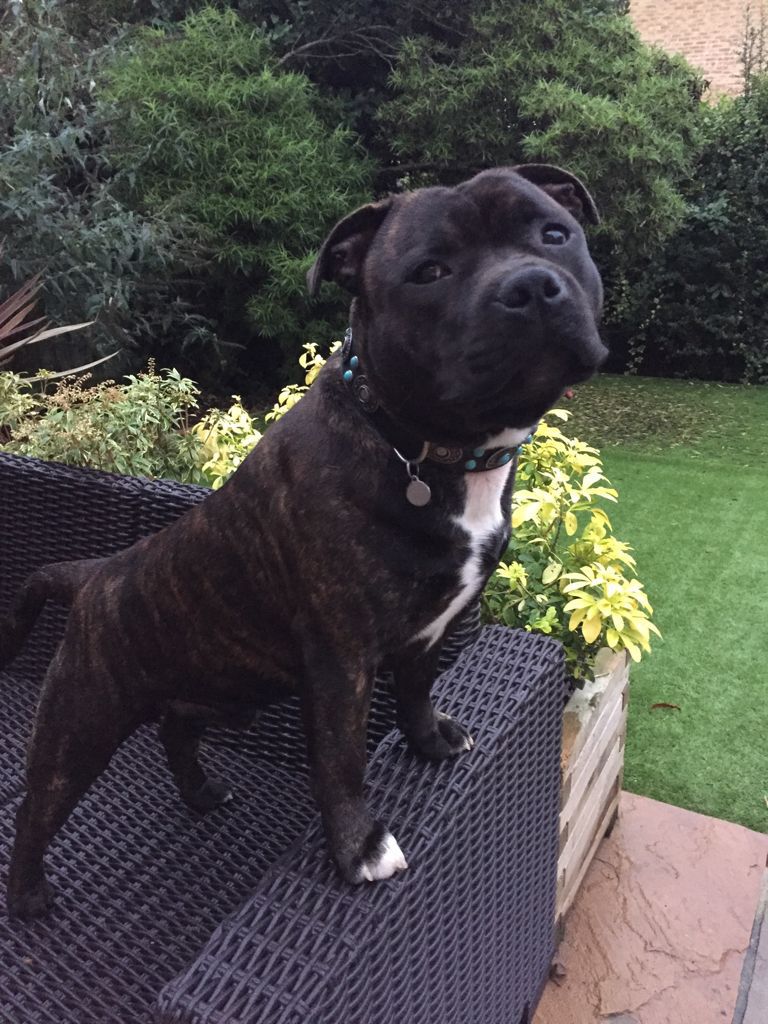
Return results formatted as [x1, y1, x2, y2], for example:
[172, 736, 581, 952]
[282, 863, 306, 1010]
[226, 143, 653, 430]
[512, 164, 600, 226]
[307, 199, 394, 297]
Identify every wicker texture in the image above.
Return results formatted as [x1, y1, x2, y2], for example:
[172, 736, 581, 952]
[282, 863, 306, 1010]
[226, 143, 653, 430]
[0, 453, 563, 1024]
[158, 628, 563, 1024]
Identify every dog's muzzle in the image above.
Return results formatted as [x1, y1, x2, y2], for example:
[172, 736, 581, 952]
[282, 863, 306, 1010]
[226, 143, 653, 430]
[495, 265, 608, 376]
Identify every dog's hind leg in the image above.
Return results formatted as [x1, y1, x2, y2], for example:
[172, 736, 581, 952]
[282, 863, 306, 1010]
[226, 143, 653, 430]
[6, 660, 142, 920]
[158, 704, 233, 813]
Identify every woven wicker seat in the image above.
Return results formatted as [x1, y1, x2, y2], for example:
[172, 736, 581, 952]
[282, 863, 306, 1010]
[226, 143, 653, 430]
[0, 452, 563, 1024]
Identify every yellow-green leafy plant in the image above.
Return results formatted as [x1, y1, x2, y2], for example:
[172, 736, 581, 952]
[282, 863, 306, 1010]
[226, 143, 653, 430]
[265, 340, 341, 423]
[483, 411, 660, 678]
[192, 398, 262, 489]
[1, 364, 207, 482]
[189, 340, 337, 488]
[0, 372, 36, 439]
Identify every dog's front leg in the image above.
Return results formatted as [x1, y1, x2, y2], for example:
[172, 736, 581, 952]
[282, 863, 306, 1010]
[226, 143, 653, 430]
[300, 638, 407, 884]
[391, 645, 474, 761]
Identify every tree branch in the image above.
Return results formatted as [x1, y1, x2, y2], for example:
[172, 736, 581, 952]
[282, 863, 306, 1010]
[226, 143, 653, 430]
[275, 25, 400, 68]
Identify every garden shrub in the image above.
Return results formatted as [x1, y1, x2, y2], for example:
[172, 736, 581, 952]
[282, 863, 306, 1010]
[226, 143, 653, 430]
[378, 0, 704, 335]
[630, 74, 768, 383]
[483, 411, 658, 679]
[62, 0, 193, 38]
[0, 1, 220, 381]
[104, 6, 374, 373]
[0, 365, 208, 482]
[192, 399, 263, 489]
[238, 1, 630, 152]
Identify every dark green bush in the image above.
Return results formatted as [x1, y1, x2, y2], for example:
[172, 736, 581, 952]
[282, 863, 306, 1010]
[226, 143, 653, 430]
[240, 1, 636, 168]
[62, 0, 194, 38]
[630, 77, 768, 383]
[104, 7, 373, 373]
[0, 1, 220, 381]
[11, 0, 751, 387]
[378, 0, 705, 331]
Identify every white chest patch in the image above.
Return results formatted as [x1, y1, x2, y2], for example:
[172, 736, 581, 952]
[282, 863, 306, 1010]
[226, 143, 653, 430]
[415, 466, 510, 650]
[413, 427, 532, 651]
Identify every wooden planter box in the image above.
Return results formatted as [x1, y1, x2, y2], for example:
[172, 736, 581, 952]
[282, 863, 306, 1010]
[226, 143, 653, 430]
[556, 648, 630, 924]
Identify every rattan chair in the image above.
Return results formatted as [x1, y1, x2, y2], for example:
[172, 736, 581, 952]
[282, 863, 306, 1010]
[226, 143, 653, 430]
[0, 452, 563, 1024]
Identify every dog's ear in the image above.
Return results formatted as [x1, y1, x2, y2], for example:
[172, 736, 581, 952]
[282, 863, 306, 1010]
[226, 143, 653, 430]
[307, 199, 394, 297]
[511, 164, 600, 226]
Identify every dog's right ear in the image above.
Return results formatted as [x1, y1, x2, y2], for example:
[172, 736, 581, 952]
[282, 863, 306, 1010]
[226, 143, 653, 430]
[307, 199, 393, 297]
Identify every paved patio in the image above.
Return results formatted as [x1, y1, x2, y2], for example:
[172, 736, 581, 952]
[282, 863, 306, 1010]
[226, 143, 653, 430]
[535, 791, 768, 1024]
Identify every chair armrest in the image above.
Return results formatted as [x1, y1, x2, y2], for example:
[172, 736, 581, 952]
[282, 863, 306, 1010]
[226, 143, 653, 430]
[155, 626, 564, 1024]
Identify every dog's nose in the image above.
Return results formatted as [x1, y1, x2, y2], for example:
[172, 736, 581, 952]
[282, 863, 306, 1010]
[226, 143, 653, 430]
[497, 267, 566, 311]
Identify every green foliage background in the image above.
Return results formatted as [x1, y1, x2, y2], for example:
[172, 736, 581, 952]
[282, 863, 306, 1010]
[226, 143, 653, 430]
[379, 0, 703, 287]
[627, 77, 768, 383]
[104, 8, 372, 366]
[0, 1, 219, 382]
[1, 0, 764, 392]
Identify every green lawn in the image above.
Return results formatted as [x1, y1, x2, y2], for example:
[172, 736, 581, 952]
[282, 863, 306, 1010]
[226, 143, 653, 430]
[565, 375, 768, 834]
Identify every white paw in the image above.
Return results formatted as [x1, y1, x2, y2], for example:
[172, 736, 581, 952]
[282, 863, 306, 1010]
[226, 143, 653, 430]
[359, 832, 408, 882]
[437, 711, 474, 750]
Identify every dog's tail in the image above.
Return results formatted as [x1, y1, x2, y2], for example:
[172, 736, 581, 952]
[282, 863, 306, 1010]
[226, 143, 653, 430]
[0, 558, 106, 673]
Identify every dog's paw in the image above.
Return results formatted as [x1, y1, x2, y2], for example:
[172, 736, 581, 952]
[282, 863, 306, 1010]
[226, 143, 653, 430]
[184, 778, 233, 814]
[7, 878, 55, 921]
[407, 711, 474, 761]
[338, 823, 409, 884]
[358, 830, 409, 882]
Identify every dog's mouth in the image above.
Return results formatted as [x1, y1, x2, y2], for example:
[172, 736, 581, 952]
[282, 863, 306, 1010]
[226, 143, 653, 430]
[435, 335, 606, 436]
[565, 347, 606, 385]
[460, 329, 606, 398]
[364, 311, 608, 444]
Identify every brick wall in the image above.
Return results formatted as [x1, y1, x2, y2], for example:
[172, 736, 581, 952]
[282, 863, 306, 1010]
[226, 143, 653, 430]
[630, 0, 753, 96]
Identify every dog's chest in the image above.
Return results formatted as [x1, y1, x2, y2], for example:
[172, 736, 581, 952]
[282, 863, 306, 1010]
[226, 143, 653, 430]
[415, 465, 512, 649]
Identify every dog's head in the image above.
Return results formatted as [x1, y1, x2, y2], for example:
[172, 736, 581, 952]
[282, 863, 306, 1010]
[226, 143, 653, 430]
[308, 165, 607, 444]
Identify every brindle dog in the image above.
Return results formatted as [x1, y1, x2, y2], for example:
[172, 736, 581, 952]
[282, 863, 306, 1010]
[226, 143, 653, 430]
[1, 165, 606, 919]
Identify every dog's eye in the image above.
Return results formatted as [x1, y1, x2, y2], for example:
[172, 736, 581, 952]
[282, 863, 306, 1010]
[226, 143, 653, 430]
[542, 224, 570, 246]
[410, 261, 452, 284]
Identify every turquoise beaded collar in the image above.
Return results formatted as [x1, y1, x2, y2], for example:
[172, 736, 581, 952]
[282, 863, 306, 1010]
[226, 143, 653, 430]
[340, 327, 533, 475]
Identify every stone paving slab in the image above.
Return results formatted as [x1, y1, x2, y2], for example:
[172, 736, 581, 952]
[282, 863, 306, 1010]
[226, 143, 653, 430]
[535, 792, 768, 1024]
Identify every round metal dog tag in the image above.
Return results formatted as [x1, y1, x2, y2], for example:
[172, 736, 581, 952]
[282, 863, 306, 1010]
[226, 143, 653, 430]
[406, 478, 432, 507]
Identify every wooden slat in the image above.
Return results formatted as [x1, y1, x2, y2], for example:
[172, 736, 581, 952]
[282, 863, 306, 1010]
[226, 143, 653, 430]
[555, 652, 630, 920]
[558, 788, 621, 920]
[561, 682, 622, 807]
[561, 653, 629, 771]
[559, 717, 625, 857]
[562, 691, 626, 815]
[560, 739, 623, 872]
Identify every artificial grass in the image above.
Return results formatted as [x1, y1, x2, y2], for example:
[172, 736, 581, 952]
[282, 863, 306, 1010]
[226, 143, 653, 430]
[566, 375, 768, 834]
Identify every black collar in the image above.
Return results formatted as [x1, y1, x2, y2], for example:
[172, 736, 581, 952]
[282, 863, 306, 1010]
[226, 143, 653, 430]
[340, 328, 532, 474]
